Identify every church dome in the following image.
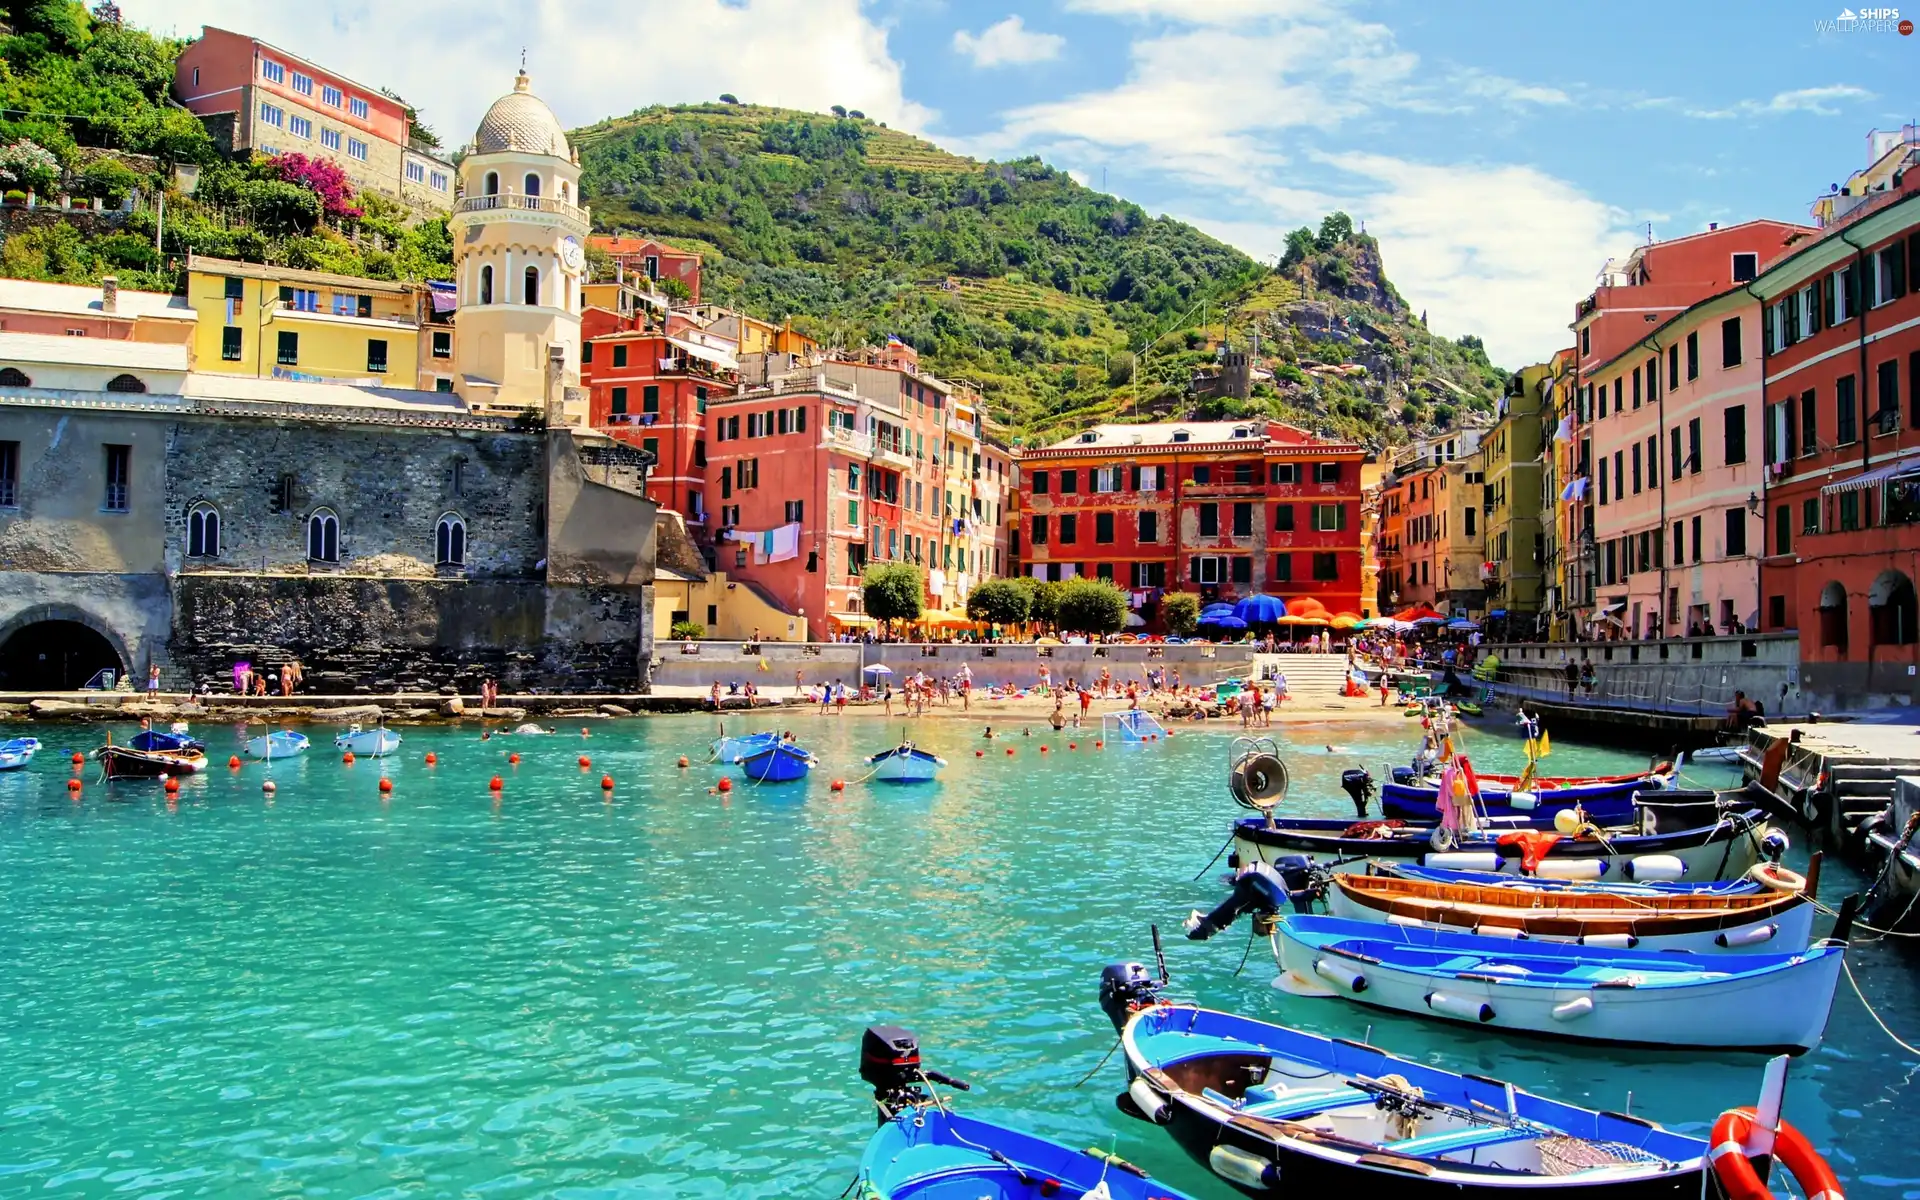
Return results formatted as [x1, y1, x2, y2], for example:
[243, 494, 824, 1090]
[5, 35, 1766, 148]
[473, 70, 569, 157]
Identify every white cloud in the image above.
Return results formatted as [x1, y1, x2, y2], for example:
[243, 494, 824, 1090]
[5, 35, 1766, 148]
[953, 15, 1065, 68]
[1685, 84, 1872, 120]
[120, 0, 936, 146]
[1457, 71, 1572, 108]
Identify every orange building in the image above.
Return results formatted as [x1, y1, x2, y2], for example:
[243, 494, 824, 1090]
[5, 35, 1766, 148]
[589, 236, 703, 303]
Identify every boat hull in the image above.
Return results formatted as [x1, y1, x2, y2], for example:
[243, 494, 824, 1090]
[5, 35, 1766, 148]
[1381, 774, 1657, 824]
[740, 744, 813, 782]
[861, 1107, 1200, 1199]
[710, 732, 779, 763]
[98, 747, 207, 779]
[1231, 812, 1768, 883]
[1275, 917, 1840, 1053]
[334, 730, 401, 756]
[0, 736, 40, 770]
[1120, 1003, 1708, 1200]
[245, 732, 310, 760]
[866, 747, 943, 783]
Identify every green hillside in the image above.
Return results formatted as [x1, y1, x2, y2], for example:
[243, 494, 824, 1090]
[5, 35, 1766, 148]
[575, 102, 1504, 445]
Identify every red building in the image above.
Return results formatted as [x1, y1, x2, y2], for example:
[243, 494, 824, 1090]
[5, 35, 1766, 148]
[1754, 174, 1920, 705]
[589, 236, 703, 303]
[1017, 421, 1366, 623]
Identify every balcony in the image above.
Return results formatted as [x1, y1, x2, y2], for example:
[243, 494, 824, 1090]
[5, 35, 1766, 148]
[275, 300, 418, 330]
[822, 425, 874, 456]
[451, 192, 588, 227]
[605, 412, 660, 427]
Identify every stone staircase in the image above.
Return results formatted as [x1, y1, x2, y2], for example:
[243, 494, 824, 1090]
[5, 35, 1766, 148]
[1828, 760, 1902, 844]
[1248, 653, 1353, 697]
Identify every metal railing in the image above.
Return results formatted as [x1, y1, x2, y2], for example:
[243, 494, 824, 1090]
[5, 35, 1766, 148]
[453, 193, 588, 224]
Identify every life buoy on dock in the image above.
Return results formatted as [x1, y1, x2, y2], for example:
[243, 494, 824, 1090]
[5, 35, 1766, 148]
[1711, 1107, 1842, 1200]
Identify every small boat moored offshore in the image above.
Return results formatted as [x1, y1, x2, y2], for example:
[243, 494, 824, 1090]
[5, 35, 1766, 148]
[709, 727, 780, 764]
[96, 742, 208, 780]
[129, 726, 204, 753]
[245, 730, 310, 760]
[0, 736, 42, 770]
[864, 741, 946, 784]
[1273, 909, 1851, 1054]
[334, 724, 402, 757]
[1102, 959, 1729, 1199]
[737, 740, 815, 782]
[856, 1024, 1200, 1200]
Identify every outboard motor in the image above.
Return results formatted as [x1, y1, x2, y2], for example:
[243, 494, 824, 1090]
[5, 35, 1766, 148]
[1186, 858, 1321, 942]
[860, 1025, 969, 1124]
[1341, 768, 1376, 819]
[1099, 962, 1163, 1033]
[1761, 829, 1790, 865]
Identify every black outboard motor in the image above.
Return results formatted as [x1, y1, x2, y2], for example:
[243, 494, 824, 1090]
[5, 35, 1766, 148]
[1186, 857, 1320, 942]
[1099, 962, 1163, 1033]
[1341, 768, 1376, 819]
[860, 1025, 969, 1124]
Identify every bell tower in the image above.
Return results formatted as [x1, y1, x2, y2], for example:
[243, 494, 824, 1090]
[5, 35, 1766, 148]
[448, 69, 589, 418]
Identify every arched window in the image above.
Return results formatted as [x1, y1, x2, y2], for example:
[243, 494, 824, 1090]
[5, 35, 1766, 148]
[106, 373, 146, 393]
[483, 171, 499, 196]
[559, 180, 569, 203]
[1818, 580, 1849, 652]
[523, 173, 540, 197]
[0, 366, 30, 387]
[436, 513, 467, 566]
[187, 503, 220, 558]
[480, 264, 493, 305]
[523, 265, 539, 306]
[307, 508, 339, 563]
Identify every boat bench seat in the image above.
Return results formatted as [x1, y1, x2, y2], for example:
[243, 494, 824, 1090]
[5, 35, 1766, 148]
[1203, 1085, 1376, 1121]
[1385, 1125, 1540, 1156]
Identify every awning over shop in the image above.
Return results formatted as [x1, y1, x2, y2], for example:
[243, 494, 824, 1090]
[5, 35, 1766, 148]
[832, 612, 877, 626]
[1820, 452, 1920, 496]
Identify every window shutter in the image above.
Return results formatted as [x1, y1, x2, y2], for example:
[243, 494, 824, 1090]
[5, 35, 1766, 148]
[1892, 245, 1908, 300]
[1824, 273, 1836, 326]
[1849, 264, 1862, 315]
[1129, 465, 1140, 491]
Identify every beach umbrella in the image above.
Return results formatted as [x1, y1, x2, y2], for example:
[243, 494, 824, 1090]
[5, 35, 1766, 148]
[1233, 593, 1289, 623]
[1448, 617, 1480, 630]
[1124, 610, 1146, 627]
[1330, 613, 1363, 629]
[1211, 615, 1248, 630]
[1197, 611, 1232, 625]
[863, 663, 894, 675]
[1414, 615, 1448, 626]
[1200, 604, 1237, 619]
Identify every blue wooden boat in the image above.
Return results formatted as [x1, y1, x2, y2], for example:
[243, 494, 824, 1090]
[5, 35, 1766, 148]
[0, 736, 41, 770]
[245, 730, 310, 760]
[1101, 961, 1760, 1200]
[738, 741, 814, 782]
[709, 728, 779, 764]
[129, 728, 203, 753]
[1381, 767, 1670, 824]
[335, 725, 401, 756]
[865, 741, 945, 784]
[857, 1025, 1200, 1200]
[1273, 911, 1849, 1053]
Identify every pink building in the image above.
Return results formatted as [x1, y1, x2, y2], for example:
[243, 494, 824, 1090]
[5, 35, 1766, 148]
[1585, 293, 1767, 638]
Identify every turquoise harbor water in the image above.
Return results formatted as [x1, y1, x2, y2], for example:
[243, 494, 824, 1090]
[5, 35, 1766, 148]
[2, 714, 1918, 1199]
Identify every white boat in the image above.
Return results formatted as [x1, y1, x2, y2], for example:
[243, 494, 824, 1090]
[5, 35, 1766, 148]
[0, 736, 41, 770]
[1275, 912, 1848, 1054]
[864, 742, 946, 784]
[245, 730, 310, 760]
[334, 724, 402, 756]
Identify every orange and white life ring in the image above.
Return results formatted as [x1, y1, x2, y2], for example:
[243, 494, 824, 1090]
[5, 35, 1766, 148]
[1748, 861, 1807, 894]
[1710, 1107, 1843, 1200]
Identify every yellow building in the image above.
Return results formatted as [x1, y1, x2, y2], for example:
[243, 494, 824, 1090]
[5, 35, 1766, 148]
[186, 254, 434, 388]
[1434, 453, 1487, 616]
[1542, 346, 1582, 638]
[1483, 364, 1549, 624]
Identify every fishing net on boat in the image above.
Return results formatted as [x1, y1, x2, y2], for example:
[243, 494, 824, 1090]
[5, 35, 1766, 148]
[1537, 1136, 1667, 1175]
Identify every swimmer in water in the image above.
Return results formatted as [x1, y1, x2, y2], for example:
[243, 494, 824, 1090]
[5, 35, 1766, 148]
[982, 726, 995, 739]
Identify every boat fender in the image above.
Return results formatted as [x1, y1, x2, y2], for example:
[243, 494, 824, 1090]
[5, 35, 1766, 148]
[1508, 791, 1539, 810]
[1551, 996, 1595, 1021]
[1424, 852, 1502, 872]
[1533, 858, 1605, 881]
[1716, 923, 1780, 948]
[1473, 924, 1528, 940]
[1424, 991, 1495, 1023]
[1711, 1107, 1844, 1200]
[1749, 862, 1806, 894]
[1624, 855, 1687, 882]
[1127, 1076, 1171, 1125]
[1208, 1143, 1280, 1190]
[1313, 957, 1367, 993]
[1387, 914, 1431, 929]
[1576, 933, 1639, 949]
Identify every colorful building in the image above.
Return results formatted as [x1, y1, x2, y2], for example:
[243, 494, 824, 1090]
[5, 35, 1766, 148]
[173, 26, 452, 211]
[1483, 365, 1548, 624]
[184, 255, 430, 388]
[589, 236, 703, 303]
[0, 278, 197, 346]
[583, 324, 736, 518]
[1754, 172, 1920, 705]
[1017, 420, 1365, 622]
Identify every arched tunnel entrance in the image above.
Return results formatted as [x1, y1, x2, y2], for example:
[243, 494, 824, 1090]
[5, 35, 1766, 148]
[0, 620, 127, 691]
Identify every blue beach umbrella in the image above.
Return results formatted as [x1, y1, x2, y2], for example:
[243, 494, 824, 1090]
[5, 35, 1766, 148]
[1233, 594, 1289, 624]
[1210, 615, 1249, 630]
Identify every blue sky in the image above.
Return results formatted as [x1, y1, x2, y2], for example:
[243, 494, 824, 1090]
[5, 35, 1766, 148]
[128, 0, 1915, 366]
